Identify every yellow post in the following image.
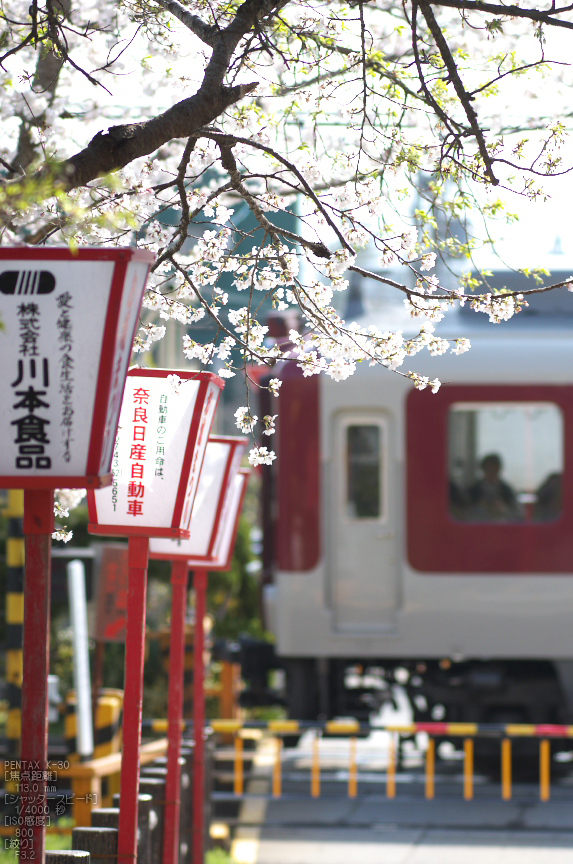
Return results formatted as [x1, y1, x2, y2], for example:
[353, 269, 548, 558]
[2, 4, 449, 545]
[386, 734, 396, 799]
[65, 696, 80, 763]
[93, 695, 123, 759]
[72, 775, 102, 828]
[348, 737, 357, 798]
[234, 734, 244, 796]
[540, 739, 551, 801]
[425, 738, 435, 800]
[463, 738, 474, 800]
[501, 739, 512, 800]
[94, 693, 123, 804]
[273, 737, 282, 798]
[311, 731, 321, 798]
[5, 490, 24, 771]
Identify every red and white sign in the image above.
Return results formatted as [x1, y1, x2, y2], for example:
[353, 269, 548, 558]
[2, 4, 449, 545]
[0, 247, 154, 489]
[150, 462, 250, 571]
[88, 369, 223, 538]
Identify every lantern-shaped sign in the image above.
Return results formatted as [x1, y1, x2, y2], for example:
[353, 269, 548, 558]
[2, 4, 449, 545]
[149, 437, 247, 563]
[88, 369, 224, 538]
[0, 247, 154, 488]
[207, 468, 250, 570]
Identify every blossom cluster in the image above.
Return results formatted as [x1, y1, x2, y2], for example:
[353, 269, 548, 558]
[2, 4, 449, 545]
[52, 489, 86, 543]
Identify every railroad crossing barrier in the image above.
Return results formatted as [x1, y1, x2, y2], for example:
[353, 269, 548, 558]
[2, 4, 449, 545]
[4, 717, 569, 848]
[143, 718, 573, 804]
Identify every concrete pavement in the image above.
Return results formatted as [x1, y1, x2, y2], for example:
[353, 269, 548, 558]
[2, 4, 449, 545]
[253, 826, 573, 864]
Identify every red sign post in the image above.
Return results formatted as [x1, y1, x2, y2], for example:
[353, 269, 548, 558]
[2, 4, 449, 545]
[150, 458, 249, 864]
[0, 246, 153, 863]
[88, 369, 223, 864]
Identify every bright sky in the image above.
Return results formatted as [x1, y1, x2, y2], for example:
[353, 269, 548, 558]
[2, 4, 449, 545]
[471, 167, 573, 273]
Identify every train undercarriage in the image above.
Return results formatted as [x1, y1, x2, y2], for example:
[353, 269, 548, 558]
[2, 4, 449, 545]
[280, 656, 573, 729]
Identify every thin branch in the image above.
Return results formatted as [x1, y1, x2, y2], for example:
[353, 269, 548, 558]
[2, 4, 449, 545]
[0, 156, 20, 174]
[0, 31, 35, 68]
[419, 0, 500, 185]
[199, 129, 353, 252]
[430, 0, 573, 30]
[470, 58, 563, 97]
[348, 264, 409, 291]
[349, 262, 573, 302]
[168, 259, 275, 365]
[45, 0, 111, 93]
[218, 139, 332, 258]
[493, 157, 573, 176]
[151, 136, 197, 271]
[411, 0, 459, 135]
[290, 28, 424, 103]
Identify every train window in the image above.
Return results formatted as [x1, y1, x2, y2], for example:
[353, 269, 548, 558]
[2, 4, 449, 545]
[346, 425, 382, 518]
[448, 403, 564, 523]
[408, 385, 573, 573]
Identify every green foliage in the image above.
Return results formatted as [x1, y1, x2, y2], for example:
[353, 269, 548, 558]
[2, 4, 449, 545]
[206, 849, 237, 864]
[208, 517, 265, 640]
[51, 625, 75, 695]
[486, 18, 504, 35]
[143, 635, 168, 718]
[518, 266, 550, 285]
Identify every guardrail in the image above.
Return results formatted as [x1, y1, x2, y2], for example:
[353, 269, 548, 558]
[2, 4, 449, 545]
[58, 738, 169, 826]
[143, 718, 573, 804]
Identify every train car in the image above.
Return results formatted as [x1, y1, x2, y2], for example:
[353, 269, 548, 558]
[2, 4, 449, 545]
[261, 276, 573, 731]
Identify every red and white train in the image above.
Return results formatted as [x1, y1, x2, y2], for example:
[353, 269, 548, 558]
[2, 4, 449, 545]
[260, 275, 573, 730]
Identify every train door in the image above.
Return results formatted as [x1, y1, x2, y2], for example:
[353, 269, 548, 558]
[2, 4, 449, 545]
[330, 413, 400, 631]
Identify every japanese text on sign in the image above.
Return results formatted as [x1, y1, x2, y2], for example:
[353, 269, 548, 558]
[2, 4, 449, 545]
[128, 387, 150, 518]
[12, 304, 51, 471]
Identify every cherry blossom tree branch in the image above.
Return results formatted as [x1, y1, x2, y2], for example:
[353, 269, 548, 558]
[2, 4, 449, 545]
[288, 29, 423, 103]
[152, 0, 219, 46]
[6, 0, 287, 192]
[418, 0, 500, 185]
[429, 0, 573, 30]
[43, 79, 256, 190]
[349, 263, 573, 302]
[10, 0, 72, 175]
[217, 139, 332, 258]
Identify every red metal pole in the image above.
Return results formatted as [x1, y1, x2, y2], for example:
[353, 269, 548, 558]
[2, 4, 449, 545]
[21, 489, 54, 864]
[118, 535, 150, 864]
[163, 559, 189, 864]
[192, 568, 207, 864]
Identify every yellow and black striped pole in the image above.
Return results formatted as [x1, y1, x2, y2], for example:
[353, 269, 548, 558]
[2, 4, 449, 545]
[4, 490, 24, 760]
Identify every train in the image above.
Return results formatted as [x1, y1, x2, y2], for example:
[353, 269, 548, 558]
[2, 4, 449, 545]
[258, 266, 573, 735]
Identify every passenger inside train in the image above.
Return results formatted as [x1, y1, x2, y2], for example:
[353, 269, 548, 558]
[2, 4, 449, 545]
[448, 402, 564, 524]
[467, 453, 523, 522]
[534, 472, 563, 522]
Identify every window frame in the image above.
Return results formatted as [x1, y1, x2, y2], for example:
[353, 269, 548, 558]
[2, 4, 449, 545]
[339, 415, 387, 524]
[407, 385, 573, 573]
